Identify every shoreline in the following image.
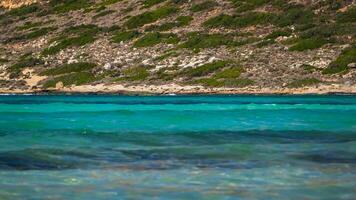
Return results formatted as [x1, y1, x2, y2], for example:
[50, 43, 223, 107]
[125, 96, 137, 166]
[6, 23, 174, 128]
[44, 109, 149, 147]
[1, 83, 356, 95]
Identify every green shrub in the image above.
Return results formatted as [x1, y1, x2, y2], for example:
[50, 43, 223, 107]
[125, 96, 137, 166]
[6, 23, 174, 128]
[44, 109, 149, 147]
[146, 22, 176, 31]
[63, 24, 101, 36]
[280, 37, 300, 45]
[16, 21, 42, 30]
[179, 15, 194, 24]
[36, 9, 52, 17]
[180, 32, 234, 49]
[43, 71, 96, 88]
[337, 6, 356, 23]
[295, 23, 315, 32]
[112, 30, 140, 43]
[170, 0, 189, 4]
[133, 32, 180, 47]
[92, 10, 115, 19]
[256, 39, 275, 47]
[230, 0, 268, 12]
[42, 25, 101, 55]
[236, 37, 260, 46]
[265, 30, 291, 40]
[191, 1, 217, 12]
[203, 14, 236, 28]
[154, 68, 177, 81]
[122, 6, 134, 13]
[40, 62, 96, 76]
[0, 14, 5, 21]
[222, 78, 254, 87]
[143, 0, 166, 7]
[0, 80, 11, 87]
[189, 62, 251, 87]
[11, 27, 56, 42]
[183, 60, 230, 77]
[121, 66, 150, 81]
[299, 25, 332, 39]
[0, 58, 8, 63]
[94, 5, 106, 13]
[0, 16, 14, 26]
[301, 64, 317, 72]
[288, 78, 321, 88]
[146, 15, 193, 31]
[42, 34, 96, 55]
[6, 4, 39, 17]
[332, 24, 355, 36]
[274, 7, 314, 27]
[298, 24, 356, 40]
[237, 12, 274, 27]
[181, 33, 257, 49]
[204, 12, 273, 28]
[154, 51, 179, 61]
[315, 0, 342, 11]
[26, 27, 56, 39]
[124, 6, 178, 29]
[50, 0, 92, 13]
[193, 78, 253, 87]
[9, 57, 43, 78]
[5, 26, 56, 43]
[103, 25, 121, 32]
[213, 67, 243, 78]
[289, 38, 329, 51]
[193, 78, 222, 87]
[256, 30, 291, 47]
[97, 0, 122, 7]
[323, 45, 356, 74]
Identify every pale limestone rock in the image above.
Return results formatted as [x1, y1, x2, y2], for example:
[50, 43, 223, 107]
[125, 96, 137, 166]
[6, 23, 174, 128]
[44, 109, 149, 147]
[103, 63, 112, 70]
[347, 63, 356, 68]
[67, 59, 78, 64]
[55, 81, 63, 89]
[142, 59, 150, 65]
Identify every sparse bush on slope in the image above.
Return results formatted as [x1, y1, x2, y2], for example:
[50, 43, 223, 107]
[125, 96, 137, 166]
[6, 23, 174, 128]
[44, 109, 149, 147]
[124, 6, 178, 29]
[143, 0, 167, 8]
[112, 30, 141, 43]
[323, 44, 356, 74]
[288, 78, 321, 88]
[50, 0, 92, 13]
[133, 32, 180, 47]
[40, 62, 96, 76]
[191, 1, 217, 12]
[43, 72, 97, 88]
[204, 12, 274, 28]
[42, 25, 101, 55]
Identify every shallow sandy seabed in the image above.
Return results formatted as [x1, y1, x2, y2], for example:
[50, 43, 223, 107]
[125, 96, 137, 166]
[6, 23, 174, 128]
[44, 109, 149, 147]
[1, 83, 356, 95]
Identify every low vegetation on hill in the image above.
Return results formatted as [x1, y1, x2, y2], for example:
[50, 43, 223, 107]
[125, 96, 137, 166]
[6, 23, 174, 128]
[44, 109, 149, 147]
[0, 0, 355, 91]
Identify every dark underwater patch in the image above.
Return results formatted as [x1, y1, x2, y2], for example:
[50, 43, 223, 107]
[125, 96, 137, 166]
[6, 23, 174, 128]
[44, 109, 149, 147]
[1, 129, 355, 146]
[1, 94, 356, 105]
[0, 149, 97, 170]
[79, 130, 356, 145]
[292, 151, 356, 164]
[0, 152, 75, 170]
[0, 147, 265, 171]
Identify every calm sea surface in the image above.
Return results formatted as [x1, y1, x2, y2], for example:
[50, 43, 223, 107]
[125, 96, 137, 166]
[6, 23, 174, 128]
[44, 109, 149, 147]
[0, 95, 355, 199]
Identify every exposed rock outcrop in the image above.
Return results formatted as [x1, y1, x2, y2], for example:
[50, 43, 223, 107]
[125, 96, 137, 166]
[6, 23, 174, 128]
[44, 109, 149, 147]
[0, 0, 37, 9]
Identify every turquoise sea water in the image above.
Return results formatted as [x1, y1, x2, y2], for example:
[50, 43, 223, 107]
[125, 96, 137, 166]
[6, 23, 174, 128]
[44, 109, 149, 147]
[0, 95, 355, 199]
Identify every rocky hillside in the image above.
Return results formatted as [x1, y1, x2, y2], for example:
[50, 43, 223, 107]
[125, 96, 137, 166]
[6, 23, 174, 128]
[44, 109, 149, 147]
[0, 0, 355, 93]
